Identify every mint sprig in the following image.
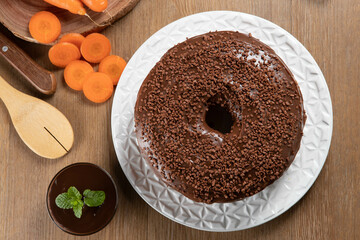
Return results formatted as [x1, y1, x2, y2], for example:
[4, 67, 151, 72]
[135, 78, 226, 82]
[55, 186, 105, 218]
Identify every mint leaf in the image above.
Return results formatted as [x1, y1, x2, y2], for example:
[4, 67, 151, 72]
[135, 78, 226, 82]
[73, 200, 84, 219]
[67, 186, 82, 200]
[83, 189, 91, 196]
[83, 189, 105, 207]
[55, 193, 73, 209]
[55, 187, 105, 219]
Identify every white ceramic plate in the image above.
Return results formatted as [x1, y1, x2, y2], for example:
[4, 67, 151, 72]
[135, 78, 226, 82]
[111, 11, 333, 232]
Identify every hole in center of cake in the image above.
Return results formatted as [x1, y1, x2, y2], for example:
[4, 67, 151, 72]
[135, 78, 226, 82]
[205, 103, 234, 134]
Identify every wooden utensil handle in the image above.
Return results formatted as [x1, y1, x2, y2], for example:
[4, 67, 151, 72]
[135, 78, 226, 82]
[0, 32, 56, 95]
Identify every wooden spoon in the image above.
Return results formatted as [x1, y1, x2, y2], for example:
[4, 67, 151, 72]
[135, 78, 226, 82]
[0, 75, 73, 159]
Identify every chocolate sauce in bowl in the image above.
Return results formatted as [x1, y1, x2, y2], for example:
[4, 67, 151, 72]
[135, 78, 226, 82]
[46, 163, 118, 235]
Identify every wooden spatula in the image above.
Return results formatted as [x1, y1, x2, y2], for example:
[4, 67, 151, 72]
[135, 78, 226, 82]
[0, 75, 74, 159]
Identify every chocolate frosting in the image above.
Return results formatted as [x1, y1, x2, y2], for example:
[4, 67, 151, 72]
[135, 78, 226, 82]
[134, 31, 306, 203]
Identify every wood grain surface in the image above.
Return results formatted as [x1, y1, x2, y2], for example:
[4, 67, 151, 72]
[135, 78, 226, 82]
[0, 0, 359, 239]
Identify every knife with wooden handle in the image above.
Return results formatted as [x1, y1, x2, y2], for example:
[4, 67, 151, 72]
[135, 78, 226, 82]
[0, 31, 56, 95]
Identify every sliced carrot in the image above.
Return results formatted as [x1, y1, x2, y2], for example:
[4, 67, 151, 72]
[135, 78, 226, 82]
[98, 55, 126, 85]
[48, 42, 81, 68]
[82, 72, 113, 103]
[29, 11, 61, 44]
[64, 60, 94, 90]
[59, 33, 85, 49]
[80, 33, 111, 63]
[44, 0, 86, 15]
[81, 0, 108, 12]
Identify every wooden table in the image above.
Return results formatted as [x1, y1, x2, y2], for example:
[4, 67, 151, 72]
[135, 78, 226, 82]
[0, 0, 359, 239]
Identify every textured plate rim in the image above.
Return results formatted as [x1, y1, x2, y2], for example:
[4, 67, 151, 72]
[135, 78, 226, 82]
[111, 11, 333, 232]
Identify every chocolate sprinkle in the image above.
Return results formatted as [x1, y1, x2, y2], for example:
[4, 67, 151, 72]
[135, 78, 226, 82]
[134, 31, 306, 203]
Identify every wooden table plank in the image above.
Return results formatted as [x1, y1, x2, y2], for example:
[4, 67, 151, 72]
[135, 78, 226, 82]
[0, 0, 359, 239]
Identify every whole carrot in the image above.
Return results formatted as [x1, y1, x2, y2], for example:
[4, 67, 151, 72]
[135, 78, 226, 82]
[81, 0, 108, 12]
[43, 0, 86, 15]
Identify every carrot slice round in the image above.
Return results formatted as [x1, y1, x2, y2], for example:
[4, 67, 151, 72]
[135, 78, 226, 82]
[82, 72, 113, 103]
[80, 33, 111, 63]
[48, 42, 81, 68]
[29, 11, 61, 44]
[59, 33, 85, 49]
[98, 55, 127, 85]
[64, 60, 94, 91]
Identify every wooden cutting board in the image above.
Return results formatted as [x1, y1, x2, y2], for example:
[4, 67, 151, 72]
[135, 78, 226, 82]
[0, 0, 140, 44]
